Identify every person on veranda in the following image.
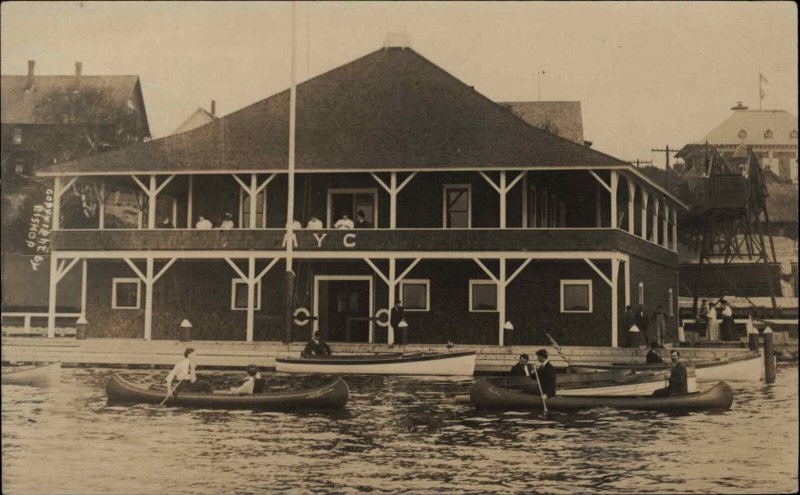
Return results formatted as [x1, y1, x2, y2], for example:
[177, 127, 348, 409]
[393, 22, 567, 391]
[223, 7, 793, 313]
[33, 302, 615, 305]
[166, 348, 213, 395]
[302, 331, 332, 358]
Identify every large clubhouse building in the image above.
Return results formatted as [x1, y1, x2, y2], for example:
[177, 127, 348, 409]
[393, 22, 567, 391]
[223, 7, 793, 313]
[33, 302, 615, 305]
[38, 47, 686, 347]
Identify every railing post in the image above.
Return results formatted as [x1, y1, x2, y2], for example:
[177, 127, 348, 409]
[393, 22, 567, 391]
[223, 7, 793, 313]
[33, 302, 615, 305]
[609, 171, 618, 229]
[627, 180, 636, 234]
[671, 209, 678, 251]
[187, 175, 194, 228]
[641, 189, 649, 241]
[147, 175, 157, 230]
[499, 171, 507, 229]
[249, 174, 258, 229]
[652, 196, 660, 244]
[498, 259, 506, 346]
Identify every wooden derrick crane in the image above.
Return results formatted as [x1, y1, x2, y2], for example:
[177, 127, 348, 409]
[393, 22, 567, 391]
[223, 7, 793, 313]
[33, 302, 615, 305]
[677, 147, 779, 314]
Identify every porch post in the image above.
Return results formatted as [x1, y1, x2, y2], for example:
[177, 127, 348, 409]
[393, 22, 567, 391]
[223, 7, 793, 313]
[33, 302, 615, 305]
[499, 171, 507, 228]
[52, 176, 62, 231]
[187, 175, 194, 228]
[672, 209, 678, 251]
[652, 197, 660, 244]
[388, 258, 396, 345]
[144, 257, 154, 340]
[47, 254, 59, 338]
[246, 257, 256, 342]
[390, 172, 398, 229]
[249, 174, 258, 229]
[627, 179, 636, 234]
[98, 183, 106, 230]
[611, 258, 619, 347]
[640, 189, 649, 240]
[624, 258, 631, 307]
[498, 258, 507, 346]
[609, 171, 618, 229]
[80, 258, 88, 319]
[662, 203, 670, 248]
[147, 175, 157, 230]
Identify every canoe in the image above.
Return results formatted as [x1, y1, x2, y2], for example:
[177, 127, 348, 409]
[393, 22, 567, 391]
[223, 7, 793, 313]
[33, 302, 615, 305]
[469, 379, 734, 412]
[1, 361, 61, 387]
[452, 369, 696, 403]
[275, 351, 476, 376]
[573, 352, 764, 381]
[106, 374, 350, 410]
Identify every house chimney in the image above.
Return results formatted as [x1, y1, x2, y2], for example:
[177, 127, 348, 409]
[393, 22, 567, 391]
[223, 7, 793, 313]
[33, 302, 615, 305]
[75, 61, 82, 90]
[210, 100, 216, 116]
[26, 60, 35, 90]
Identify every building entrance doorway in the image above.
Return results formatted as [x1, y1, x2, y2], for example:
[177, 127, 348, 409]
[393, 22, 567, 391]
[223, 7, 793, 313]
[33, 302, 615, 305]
[313, 276, 373, 343]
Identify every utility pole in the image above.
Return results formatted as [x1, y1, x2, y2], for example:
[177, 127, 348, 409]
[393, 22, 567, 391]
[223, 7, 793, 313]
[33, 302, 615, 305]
[651, 146, 679, 190]
[537, 71, 545, 101]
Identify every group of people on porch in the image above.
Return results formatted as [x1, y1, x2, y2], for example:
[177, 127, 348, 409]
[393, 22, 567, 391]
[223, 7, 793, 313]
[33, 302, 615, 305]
[177, 210, 375, 230]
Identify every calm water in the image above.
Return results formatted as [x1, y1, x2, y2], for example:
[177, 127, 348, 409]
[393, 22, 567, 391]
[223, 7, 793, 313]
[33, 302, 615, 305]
[2, 364, 798, 494]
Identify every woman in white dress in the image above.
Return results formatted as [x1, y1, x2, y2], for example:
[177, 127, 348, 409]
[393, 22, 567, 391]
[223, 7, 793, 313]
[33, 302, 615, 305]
[706, 302, 720, 341]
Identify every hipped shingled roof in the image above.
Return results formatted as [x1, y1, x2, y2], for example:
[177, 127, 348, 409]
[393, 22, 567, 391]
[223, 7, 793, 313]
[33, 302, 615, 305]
[43, 48, 627, 175]
[1, 74, 150, 136]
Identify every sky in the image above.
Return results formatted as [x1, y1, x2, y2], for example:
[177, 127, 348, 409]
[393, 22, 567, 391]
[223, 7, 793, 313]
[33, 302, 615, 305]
[2, 1, 797, 169]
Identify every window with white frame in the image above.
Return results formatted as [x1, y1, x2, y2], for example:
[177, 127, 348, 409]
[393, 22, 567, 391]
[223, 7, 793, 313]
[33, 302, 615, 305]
[328, 188, 378, 228]
[239, 189, 267, 228]
[400, 279, 430, 311]
[231, 279, 262, 310]
[668, 288, 674, 316]
[638, 282, 645, 305]
[469, 280, 497, 312]
[443, 184, 471, 228]
[560, 279, 592, 313]
[112, 278, 141, 309]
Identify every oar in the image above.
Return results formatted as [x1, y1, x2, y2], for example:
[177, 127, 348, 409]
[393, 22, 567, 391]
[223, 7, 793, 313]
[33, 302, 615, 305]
[160, 384, 176, 406]
[538, 327, 571, 366]
[531, 364, 549, 414]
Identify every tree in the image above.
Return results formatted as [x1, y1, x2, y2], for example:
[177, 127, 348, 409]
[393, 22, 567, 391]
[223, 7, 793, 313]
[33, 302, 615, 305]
[33, 86, 146, 164]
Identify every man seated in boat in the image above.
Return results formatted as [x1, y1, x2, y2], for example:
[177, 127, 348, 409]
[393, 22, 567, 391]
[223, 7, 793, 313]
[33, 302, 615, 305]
[646, 343, 664, 364]
[302, 332, 332, 358]
[534, 349, 557, 399]
[230, 365, 265, 395]
[166, 348, 213, 395]
[510, 354, 534, 376]
[651, 350, 688, 397]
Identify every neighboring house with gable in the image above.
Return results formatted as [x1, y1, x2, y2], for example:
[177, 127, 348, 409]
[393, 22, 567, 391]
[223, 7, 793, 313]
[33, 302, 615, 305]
[499, 101, 590, 146]
[171, 101, 218, 135]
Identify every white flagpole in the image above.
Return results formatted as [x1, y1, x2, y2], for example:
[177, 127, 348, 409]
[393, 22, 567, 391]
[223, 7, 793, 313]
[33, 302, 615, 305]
[284, 0, 298, 343]
[759, 67, 762, 111]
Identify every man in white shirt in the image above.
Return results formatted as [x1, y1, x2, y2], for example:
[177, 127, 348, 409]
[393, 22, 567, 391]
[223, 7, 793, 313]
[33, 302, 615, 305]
[219, 212, 235, 229]
[306, 216, 324, 229]
[334, 214, 354, 229]
[166, 348, 212, 395]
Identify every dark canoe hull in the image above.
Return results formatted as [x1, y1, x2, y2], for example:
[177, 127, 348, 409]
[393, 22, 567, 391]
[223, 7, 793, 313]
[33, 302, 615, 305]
[469, 379, 733, 412]
[1, 361, 61, 387]
[106, 374, 349, 410]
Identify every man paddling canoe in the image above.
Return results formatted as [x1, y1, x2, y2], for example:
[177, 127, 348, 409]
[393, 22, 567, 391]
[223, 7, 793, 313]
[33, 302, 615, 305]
[534, 349, 557, 399]
[166, 348, 212, 397]
[652, 350, 688, 397]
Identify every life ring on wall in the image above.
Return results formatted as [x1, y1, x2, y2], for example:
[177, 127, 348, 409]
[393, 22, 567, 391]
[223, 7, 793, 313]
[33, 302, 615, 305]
[293, 307, 311, 326]
[374, 308, 390, 328]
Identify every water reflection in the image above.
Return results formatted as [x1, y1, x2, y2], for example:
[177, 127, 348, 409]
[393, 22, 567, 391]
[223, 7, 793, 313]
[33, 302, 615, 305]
[2, 364, 798, 494]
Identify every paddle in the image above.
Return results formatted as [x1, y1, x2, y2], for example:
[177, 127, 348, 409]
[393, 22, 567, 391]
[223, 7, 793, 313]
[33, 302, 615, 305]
[161, 383, 178, 406]
[537, 327, 571, 367]
[531, 363, 549, 414]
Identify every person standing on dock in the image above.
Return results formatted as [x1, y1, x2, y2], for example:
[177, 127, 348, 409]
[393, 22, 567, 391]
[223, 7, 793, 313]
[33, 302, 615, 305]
[302, 332, 332, 358]
[706, 300, 720, 341]
[652, 350, 688, 397]
[534, 349, 557, 398]
[389, 299, 405, 346]
[166, 348, 213, 395]
[720, 300, 735, 341]
[652, 305, 668, 347]
[635, 305, 650, 347]
[623, 305, 640, 348]
[646, 343, 664, 363]
[510, 354, 534, 376]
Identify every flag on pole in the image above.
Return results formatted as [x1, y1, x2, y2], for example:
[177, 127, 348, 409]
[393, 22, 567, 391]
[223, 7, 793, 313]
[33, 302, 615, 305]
[760, 72, 768, 85]
[759, 71, 768, 102]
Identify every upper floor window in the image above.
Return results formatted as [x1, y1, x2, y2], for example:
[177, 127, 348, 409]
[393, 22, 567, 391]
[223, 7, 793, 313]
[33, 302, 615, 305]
[443, 184, 471, 228]
[328, 189, 377, 228]
[560, 279, 592, 313]
[469, 280, 497, 312]
[401, 279, 430, 312]
[239, 189, 266, 228]
[12, 127, 22, 144]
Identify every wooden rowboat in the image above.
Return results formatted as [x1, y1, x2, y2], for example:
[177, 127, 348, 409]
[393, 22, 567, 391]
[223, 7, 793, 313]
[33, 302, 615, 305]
[1, 361, 61, 387]
[106, 374, 349, 410]
[571, 351, 763, 382]
[469, 379, 734, 412]
[275, 351, 476, 376]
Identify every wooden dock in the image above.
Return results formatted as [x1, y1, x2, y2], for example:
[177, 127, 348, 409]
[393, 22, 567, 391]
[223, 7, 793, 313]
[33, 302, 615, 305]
[0, 337, 761, 373]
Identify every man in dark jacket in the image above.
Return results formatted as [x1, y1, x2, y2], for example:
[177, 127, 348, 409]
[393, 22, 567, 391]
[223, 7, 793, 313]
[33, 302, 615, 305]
[510, 354, 534, 376]
[652, 350, 688, 397]
[390, 300, 405, 345]
[301, 332, 331, 358]
[646, 343, 664, 363]
[635, 305, 650, 345]
[533, 349, 557, 398]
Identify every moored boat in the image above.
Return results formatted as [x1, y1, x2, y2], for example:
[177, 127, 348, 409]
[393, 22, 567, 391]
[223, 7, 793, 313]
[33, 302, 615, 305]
[275, 351, 476, 376]
[469, 379, 734, 412]
[572, 351, 763, 382]
[106, 374, 350, 410]
[1, 361, 61, 387]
